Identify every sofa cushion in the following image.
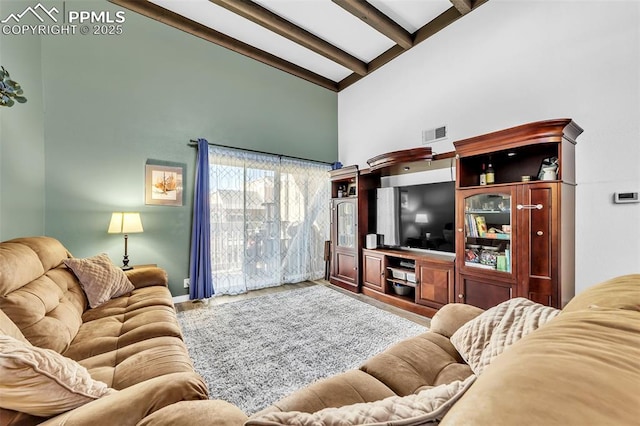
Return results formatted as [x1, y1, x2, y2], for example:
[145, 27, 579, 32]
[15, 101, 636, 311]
[248, 375, 476, 426]
[253, 370, 396, 417]
[561, 273, 640, 313]
[64, 253, 135, 308]
[441, 306, 640, 425]
[0, 309, 28, 343]
[450, 297, 559, 375]
[63, 286, 194, 389]
[0, 334, 114, 417]
[138, 400, 249, 426]
[1, 237, 86, 353]
[429, 303, 485, 338]
[0, 237, 86, 353]
[360, 332, 472, 396]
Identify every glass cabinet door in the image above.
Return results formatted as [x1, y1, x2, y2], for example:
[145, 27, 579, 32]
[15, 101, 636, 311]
[463, 192, 513, 273]
[336, 201, 355, 248]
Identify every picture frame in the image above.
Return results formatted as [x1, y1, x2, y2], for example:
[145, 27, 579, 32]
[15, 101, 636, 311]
[400, 191, 409, 209]
[145, 159, 185, 206]
[347, 183, 357, 196]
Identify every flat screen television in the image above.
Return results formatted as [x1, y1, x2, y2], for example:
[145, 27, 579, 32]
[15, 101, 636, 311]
[377, 181, 456, 254]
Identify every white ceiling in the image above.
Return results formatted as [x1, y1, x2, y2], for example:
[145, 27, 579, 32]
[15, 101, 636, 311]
[115, 0, 483, 91]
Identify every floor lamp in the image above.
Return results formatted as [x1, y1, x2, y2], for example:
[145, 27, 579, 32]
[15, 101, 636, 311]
[415, 213, 430, 240]
[108, 212, 144, 270]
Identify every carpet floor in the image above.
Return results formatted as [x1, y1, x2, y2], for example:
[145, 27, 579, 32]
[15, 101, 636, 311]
[176, 285, 427, 415]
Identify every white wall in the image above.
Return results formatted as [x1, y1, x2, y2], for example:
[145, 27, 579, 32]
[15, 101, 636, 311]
[338, 0, 640, 294]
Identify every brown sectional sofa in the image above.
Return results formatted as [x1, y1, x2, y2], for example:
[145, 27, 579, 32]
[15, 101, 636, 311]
[148, 274, 640, 425]
[2, 235, 639, 425]
[0, 237, 208, 425]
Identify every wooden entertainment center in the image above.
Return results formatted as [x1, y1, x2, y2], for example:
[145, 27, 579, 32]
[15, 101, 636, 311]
[328, 119, 583, 317]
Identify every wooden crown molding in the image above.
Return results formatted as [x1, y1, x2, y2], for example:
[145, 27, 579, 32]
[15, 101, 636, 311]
[453, 119, 584, 158]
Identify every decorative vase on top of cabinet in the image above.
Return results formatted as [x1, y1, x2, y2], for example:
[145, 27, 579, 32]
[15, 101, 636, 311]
[453, 119, 583, 309]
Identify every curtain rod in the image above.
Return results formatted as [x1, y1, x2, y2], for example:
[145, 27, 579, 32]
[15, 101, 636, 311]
[188, 139, 333, 165]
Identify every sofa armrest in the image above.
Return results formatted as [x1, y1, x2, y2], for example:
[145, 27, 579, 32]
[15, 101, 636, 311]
[430, 303, 485, 338]
[126, 267, 169, 289]
[137, 400, 248, 426]
[38, 372, 207, 426]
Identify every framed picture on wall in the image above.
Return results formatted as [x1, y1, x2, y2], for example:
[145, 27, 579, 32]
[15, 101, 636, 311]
[400, 191, 409, 209]
[145, 159, 185, 206]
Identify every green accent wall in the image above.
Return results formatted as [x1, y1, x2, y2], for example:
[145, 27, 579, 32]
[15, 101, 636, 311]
[0, 0, 46, 239]
[0, 0, 338, 297]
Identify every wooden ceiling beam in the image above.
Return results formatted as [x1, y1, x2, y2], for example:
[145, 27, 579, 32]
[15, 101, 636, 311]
[332, 0, 413, 50]
[209, 0, 367, 76]
[450, 0, 473, 15]
[108, 0, 338, 92]
[339, 0, 488, 91]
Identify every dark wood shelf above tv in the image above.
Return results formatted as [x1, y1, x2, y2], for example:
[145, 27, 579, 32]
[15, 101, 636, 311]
[366, 147, 455, 176]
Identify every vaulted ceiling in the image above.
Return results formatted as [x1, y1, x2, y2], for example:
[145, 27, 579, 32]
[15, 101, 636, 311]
[109, 0, 488, 91]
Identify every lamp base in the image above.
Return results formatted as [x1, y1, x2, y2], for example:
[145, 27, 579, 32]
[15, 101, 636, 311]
[122, 252, 131, 271]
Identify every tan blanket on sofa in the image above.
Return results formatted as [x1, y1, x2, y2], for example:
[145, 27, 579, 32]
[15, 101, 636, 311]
[247, 375, 476, 426]
[450, 297, 560, 375]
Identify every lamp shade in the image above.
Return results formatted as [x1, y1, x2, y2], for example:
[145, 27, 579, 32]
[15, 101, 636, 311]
[108, 212, 144, 234]
[415, 213, 429, 224]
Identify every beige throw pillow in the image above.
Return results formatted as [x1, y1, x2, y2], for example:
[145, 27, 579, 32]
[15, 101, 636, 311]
[450, 297, 560, 375]
[64, 253, 134, 308]
[0, 334, 115, 417]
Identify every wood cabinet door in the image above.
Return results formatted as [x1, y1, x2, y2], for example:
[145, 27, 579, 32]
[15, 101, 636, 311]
[417, 261, 453, 308]
[334, 249, 357, 284]
[330, 199, 359, 289]
[362, 251, 385, 292]
[517, 183, 558, 307]
[456, 274, 513, 310]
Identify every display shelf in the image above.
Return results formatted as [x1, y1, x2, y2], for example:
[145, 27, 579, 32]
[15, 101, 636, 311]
[386, 277, 417, 288]
[454, 119, 582, 189]
[454, 119, 582, 309]
[466, 209, 511, 214]
[464, 262, 496, 270]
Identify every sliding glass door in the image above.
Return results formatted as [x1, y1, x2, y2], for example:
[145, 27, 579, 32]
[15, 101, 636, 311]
[209, 146, 330, 295]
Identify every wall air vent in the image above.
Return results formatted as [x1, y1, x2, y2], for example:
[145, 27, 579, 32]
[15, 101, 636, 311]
[422, 125, 447, 144]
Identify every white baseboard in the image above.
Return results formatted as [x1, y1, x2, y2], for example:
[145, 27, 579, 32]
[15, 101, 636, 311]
[172, 294, 190, 304]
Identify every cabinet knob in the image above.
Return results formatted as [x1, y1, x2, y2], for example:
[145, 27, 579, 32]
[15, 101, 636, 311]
[536, 230, 544, 236]
[458, 294, 464, 299]
[457, 228, 463, 232]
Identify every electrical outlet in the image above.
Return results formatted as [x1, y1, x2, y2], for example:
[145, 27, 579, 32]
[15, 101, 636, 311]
[183, 278, 190, 288]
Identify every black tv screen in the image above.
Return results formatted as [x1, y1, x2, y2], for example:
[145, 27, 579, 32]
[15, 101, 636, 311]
[399, 181, 456, 253]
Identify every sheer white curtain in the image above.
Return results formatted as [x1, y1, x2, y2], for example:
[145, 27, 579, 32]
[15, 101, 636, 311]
[208, 146, 330, 295]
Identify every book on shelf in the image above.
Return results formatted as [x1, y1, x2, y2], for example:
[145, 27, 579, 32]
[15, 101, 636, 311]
[465, 213, 488, 238]
[475, 216, 487, 235]
[466, 213, 478, 237]
[480, 232, 511, 240]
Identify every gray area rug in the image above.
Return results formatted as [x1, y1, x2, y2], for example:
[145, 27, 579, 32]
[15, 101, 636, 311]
[177, 285, 427, 415]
